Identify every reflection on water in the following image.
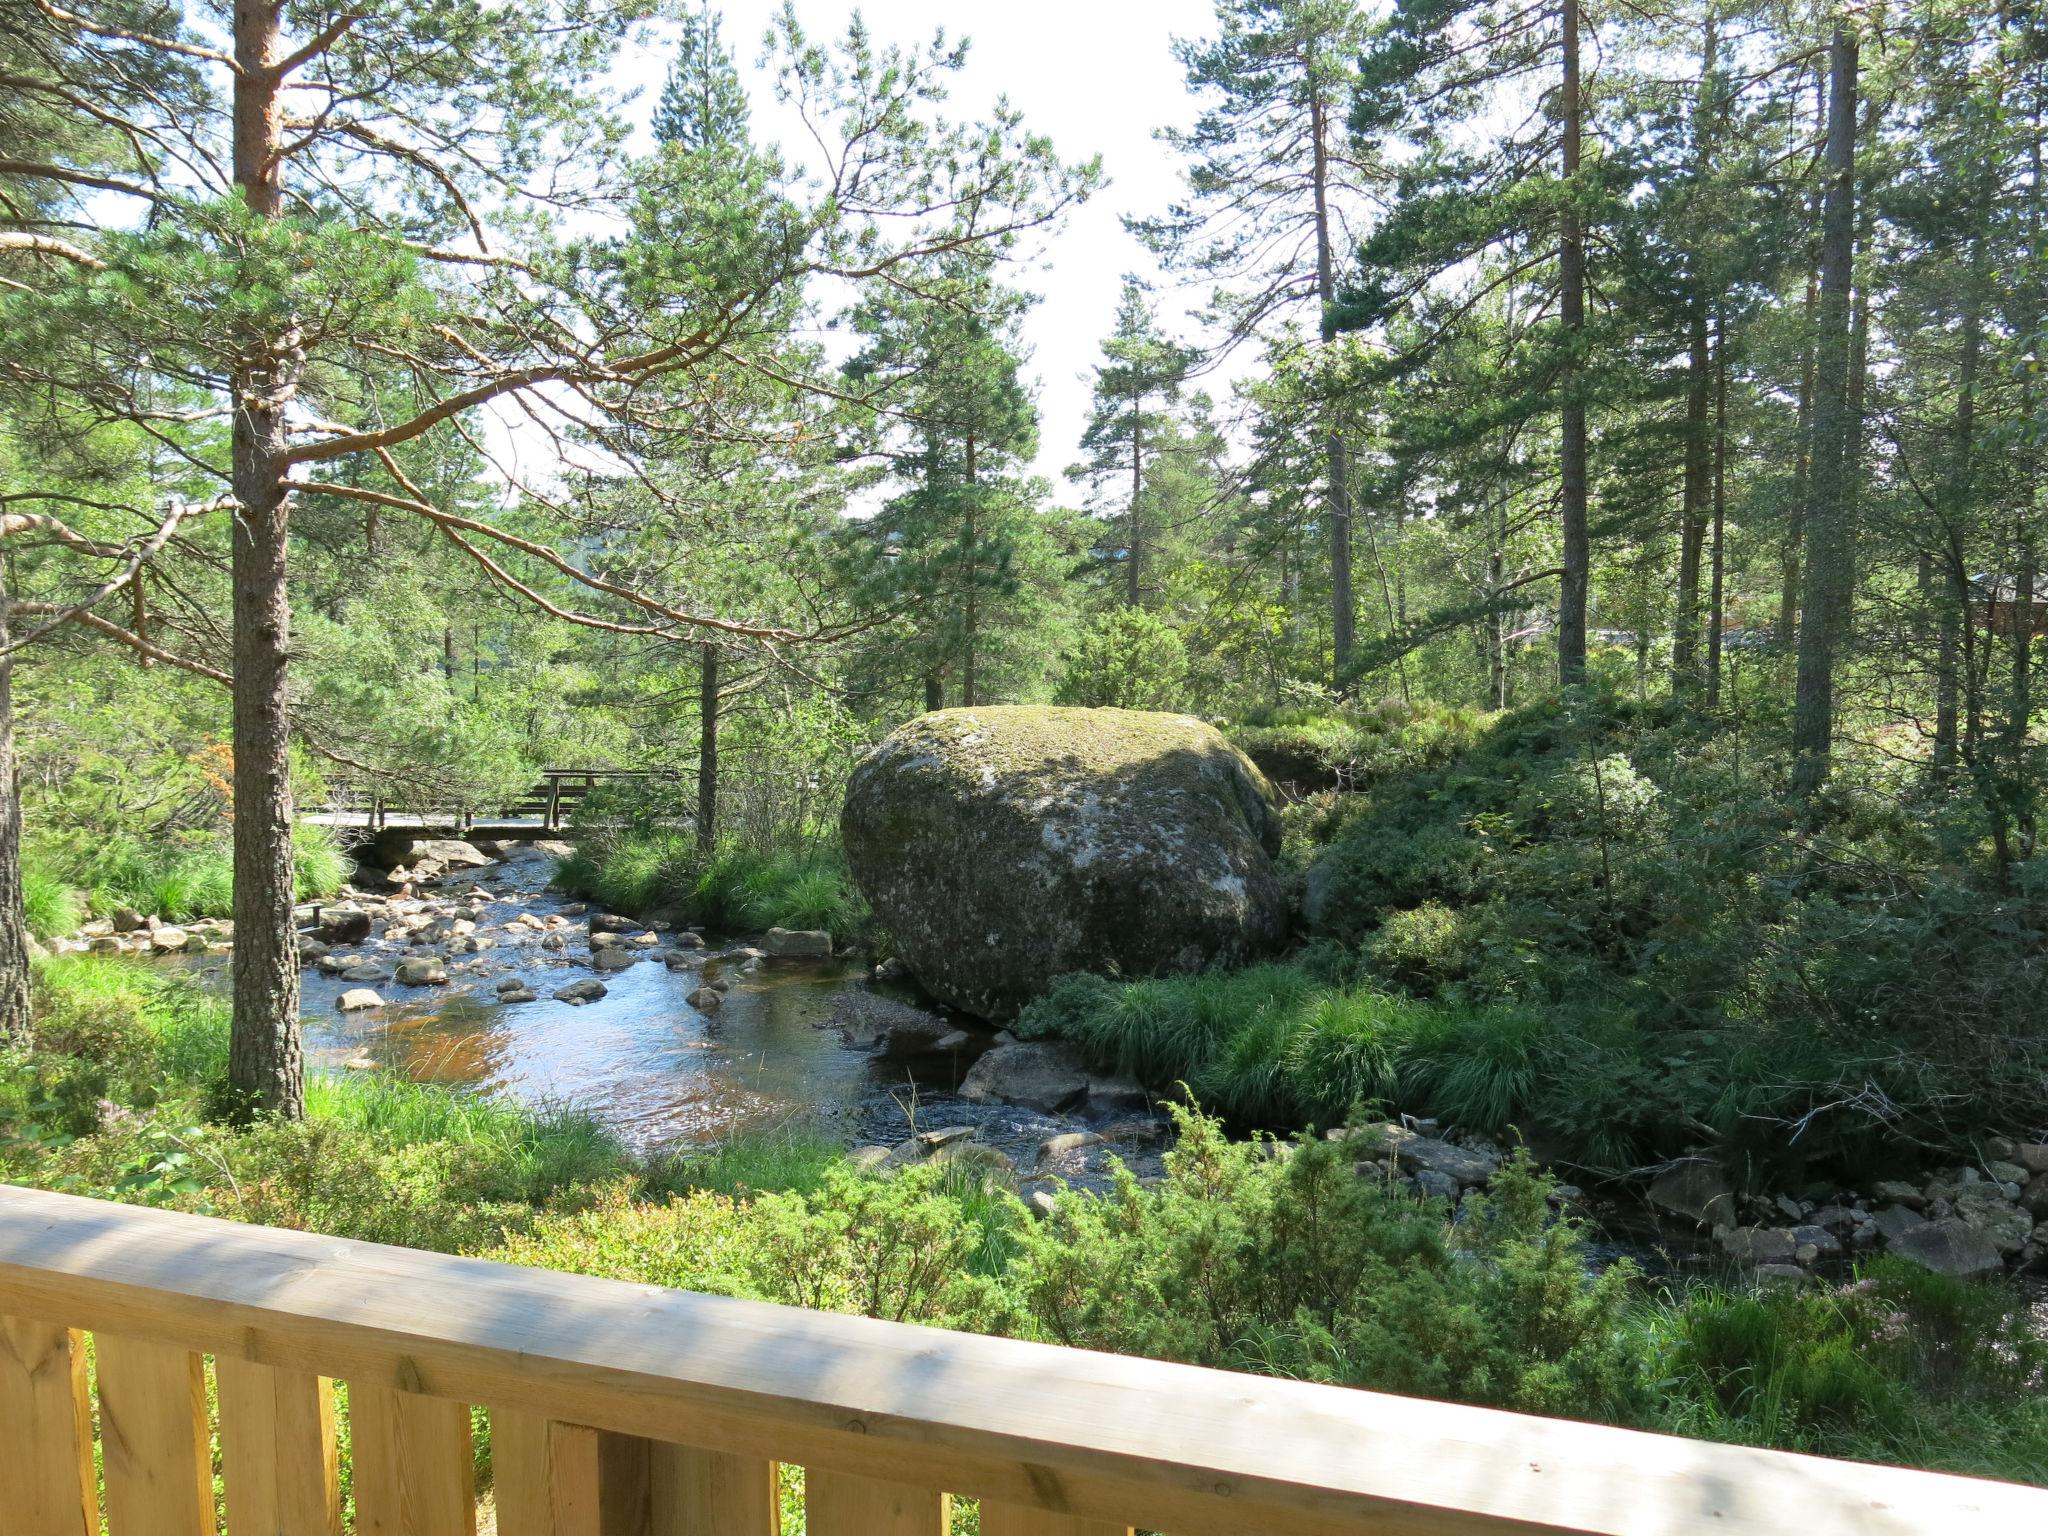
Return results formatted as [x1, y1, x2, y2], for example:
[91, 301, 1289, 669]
[178, 856, 1149, 1177]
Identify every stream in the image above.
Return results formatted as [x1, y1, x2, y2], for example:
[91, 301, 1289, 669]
[184, 844, 1163, 1188]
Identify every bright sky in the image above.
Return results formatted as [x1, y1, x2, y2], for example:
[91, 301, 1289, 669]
[617, 0, 1223, 498]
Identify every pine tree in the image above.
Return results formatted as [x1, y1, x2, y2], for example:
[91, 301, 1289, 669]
[1073, 277, 1197, 609]
[653, 2, 751, 152]
[1135, 0, 1375, 685]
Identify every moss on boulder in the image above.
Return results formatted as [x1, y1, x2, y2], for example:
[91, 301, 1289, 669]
[841, 706, 1289, 1019]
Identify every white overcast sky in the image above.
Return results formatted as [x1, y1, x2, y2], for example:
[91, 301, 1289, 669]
[613, 0, 1225, 498]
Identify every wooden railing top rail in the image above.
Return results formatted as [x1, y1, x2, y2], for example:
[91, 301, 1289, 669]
[1, 1183, 2042, 1536]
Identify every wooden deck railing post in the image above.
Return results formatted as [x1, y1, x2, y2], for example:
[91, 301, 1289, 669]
[0, 1316, 98, 1536]
[215, 1357, 342, 1536]
[492, 1409, 604, 1536]
[93, 1333, 215, 1536]
[2, 1186, 2046, 1536]
[350, 1384, 476, 1536]
[805, 1470, 947, 1536]
[650, 1443, 781, 1536]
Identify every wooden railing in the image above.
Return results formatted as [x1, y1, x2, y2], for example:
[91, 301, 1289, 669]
[0, 1185, 2042, 1536]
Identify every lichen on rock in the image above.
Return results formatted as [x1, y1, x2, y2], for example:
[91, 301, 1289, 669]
[841, 705, 1290, 1019]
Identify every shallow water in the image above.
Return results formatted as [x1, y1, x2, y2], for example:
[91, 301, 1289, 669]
[182, 851, 1162, 1183]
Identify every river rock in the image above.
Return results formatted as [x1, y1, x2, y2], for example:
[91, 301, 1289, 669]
[1388, 1132, 1498, 1189]
[1721, 1226, 1798, 1266]
[830, 990, 959, 1056]
[496, 987, 538, 1004]
[409, 837, 492, 869]
[959, 1040, 1090, 1113]
[340, 963, 390, 983]
[1891, 1217, 2005, 1277]
[1648, 1158, 1735, 1228]
[1956, 1186, 2034, 1253]
[336, 988, 385, 1011]
[841, 706, 1288, 1019]
[1870, 1180, 1926, 1209]
[762, 927, 833, 958]
[554, 979, 607, 1004]
[111, 906, 148, 934]
[315, 906, 373, 944]
[395, 957, 448, 986]
[146, 926, 190, 954]
[2015, 1144, 2048, 1176]
[589, 912, 642, 935]
[687, 986, 722, 1013]
[592, 946, 635, 971]
[1037, 1131, 1105, 1164]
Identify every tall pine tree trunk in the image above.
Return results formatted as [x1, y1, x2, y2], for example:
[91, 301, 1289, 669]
[1706, 311, 1728, 708]
[227, 0, 304, 1117]
[1127, 413, 1143, 607]
[1673, 305, 1711, 684]
[0, 600, 32, 1047]
[696, 643, 719, 855]
[1556, 0, 1590, 685]
[1932, 237, 1982, 772]
[1673, 15, 1719, 690]
[1311, 85, 1355, 683]
[1789, 26, 1859, 801]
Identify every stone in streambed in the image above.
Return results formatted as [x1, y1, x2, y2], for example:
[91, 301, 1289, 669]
[688, 986, 722, 1014]
[959, 1040, 1089, 1114]
[762, 927, 833, 958]
[841, 706, 1288, 1019]
[395, 957, 448, 986]
[1891, 1217, 2005, 1277]
[554, 979, 607, 1004]
[337, 988, 385, 1012]
[1648, 1158, 1735, 1228]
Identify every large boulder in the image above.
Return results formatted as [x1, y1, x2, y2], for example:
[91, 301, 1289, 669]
[841, 707, 1288, 1019]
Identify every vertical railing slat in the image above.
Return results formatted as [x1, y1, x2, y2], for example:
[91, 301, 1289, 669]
[93, 1333, 215, 1536]
[0, 1317, 98, 1536]
[215, 1357, 341, 1536]
[350, 1385, 477, 1536]
[594, 1432, 653, 1536]
[649, 1443, 780, 1536]
[492, 1409, 602, 1536]
[805, 1470, 947, 1536]
[978, 1503, 1132, 1536]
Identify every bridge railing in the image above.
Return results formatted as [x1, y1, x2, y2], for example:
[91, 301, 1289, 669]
[319, 768, 686, 833]
[1, 1183, 2041, 1536]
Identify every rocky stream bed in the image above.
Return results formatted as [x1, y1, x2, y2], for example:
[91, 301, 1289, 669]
[48, 832, 2048, 1292]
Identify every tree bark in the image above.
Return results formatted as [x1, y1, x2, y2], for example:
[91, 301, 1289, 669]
[1706, 311, 1728, 709]
[1673, 14, 1719, 691]
[1127, 413, 1143, 608]
[696, 643, 719, 855]
[1556, 0, 1590, 686]
[1673, 305, 1711, 684]
[0, 600, 34, 1047]
[1789, 26, 1859, 801]
[1932, 229, 1984, 774]
[226, 0, 304, 1117]
[1311, 83, 1355, 684]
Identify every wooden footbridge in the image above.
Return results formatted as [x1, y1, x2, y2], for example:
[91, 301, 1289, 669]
[311, 767, 683, 835]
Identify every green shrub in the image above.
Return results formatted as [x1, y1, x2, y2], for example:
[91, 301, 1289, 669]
[25, 822, 348, 924]
[22, 853, 82, 938]
[304, 1073, 626, 1205]
[645, 1122, 846, 1199]
[1011, 1106, 1641, 1417]
[1053, 609, 1190, 711]
[1656, 1259, 2048, 1478]
[554, 837, 870, 943]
